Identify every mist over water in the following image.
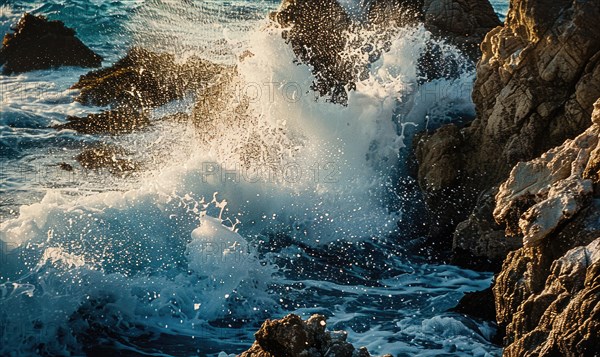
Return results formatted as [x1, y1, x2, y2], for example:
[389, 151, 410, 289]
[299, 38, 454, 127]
[1, 0, 508, 355]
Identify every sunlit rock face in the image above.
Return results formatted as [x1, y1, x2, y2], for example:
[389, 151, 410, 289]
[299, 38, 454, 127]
[491, 99, 600, 356]
[0, 13, 102, 74]
[416, 0, 600, 259]
[72, 47, 232, 110]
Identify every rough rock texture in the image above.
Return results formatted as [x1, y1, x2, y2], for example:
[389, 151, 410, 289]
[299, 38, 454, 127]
[422, 0, 501, 60]
[0, 13, 102, 74]
[416, 0, 600, 258]
[493, 99, 600, 356]
[72, 47, 231, 110]
[54, 109, 150, 135]
[494, 126, 597, 247]
[269, 0, 354, 104]
[239, 314, 389, 357]
[495, 239, 600, 357]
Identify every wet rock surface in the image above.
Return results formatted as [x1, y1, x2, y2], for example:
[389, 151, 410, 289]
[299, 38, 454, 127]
[54, 109, 151, 135]
[75, 144, 138, 176]
[270, 0, 500, 103]
[269, 0, 354, 104]
[239, 314, 389, 357]
[71, 47, 231, 109]
[0, 13, 102, 74]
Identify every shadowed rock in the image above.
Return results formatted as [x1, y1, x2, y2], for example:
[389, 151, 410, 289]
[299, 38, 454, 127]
[0, 13, 102, 74]
[54, 109, 150, 135]
[269, 0, 354, 104]
[239, 314, 390, 357]
[366, 0, 500, 61]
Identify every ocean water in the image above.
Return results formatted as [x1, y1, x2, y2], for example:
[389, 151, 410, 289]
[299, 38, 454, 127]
[1, 0, 508, 356]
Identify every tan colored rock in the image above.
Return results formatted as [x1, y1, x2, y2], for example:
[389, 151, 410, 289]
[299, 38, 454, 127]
[416, 0, 600, 250]
[494, 124, 599, 247]
[494, 238, 600, 356]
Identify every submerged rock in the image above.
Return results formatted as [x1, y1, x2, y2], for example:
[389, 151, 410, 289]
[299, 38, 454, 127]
[416, 0, 600, 257]
[76, 144, 138, 175]
[72, 47, 231, 109]
[0, 13, 102, 74]
[239, 314, 389, 357]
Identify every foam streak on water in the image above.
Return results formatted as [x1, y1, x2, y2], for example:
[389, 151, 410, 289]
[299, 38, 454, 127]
[1, 0, 508, 356]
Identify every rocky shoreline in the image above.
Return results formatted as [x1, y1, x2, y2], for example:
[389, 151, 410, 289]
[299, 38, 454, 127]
[2, 0, 600, 356]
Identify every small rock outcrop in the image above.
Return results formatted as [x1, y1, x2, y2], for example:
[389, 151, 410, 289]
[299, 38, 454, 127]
[416, 0, 600, 260]
[0, 13, 102, 74]
[492, 99, 600, 356]
[239, 314, 389, 357]
[72, 47, 231, 109]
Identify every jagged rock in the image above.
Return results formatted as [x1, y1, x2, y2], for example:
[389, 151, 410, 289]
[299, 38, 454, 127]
[271, 0, 499, 103]
[366, 0, 500, 61]
[494, 125, 598, 247]
[54, 108, 150, 135]
[416, 0, 600, 250]
[0, 13, 102, 74]
[494, 238, 600, 357]
[269, 0, 354, 104]
[492, 99, 600, 356]
[422, 0, 501, 60]
[239, 314, 389, 357]
[72, 47, 231, 109]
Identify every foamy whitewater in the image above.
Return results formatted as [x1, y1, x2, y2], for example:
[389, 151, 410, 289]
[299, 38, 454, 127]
[1, 0, 508, 356]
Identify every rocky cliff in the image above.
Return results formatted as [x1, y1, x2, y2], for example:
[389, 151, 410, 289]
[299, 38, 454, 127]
[491, 99, 600, 356]
[416, 0, 600, 263]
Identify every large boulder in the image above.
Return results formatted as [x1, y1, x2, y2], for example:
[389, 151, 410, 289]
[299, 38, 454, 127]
[71, 47, 232, 110]
[270, 0, 500, 103]
[416, 0, 600, 258]
[0, 13, 102, 74]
